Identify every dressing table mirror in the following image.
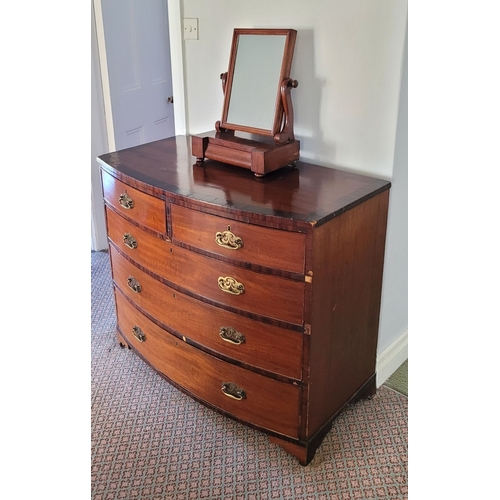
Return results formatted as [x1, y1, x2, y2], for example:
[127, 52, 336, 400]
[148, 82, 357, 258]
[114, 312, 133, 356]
[192, 29, 300, 177]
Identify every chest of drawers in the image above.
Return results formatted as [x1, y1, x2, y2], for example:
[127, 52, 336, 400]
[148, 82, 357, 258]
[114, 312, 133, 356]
[98, 135, 391, 465]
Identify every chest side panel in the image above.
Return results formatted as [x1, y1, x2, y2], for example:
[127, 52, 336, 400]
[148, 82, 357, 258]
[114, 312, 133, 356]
[306, 190, 390, 437]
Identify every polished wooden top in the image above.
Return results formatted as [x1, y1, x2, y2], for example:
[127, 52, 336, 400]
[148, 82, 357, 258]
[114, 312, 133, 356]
[98, 135, 390, 228]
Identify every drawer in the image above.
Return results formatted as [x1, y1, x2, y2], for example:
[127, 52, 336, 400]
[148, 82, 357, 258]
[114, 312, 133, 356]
[115, 289, 300, 438]
[101, 169, 166, 233]
[171, 204, 305, 274]
[106, 206, 170, 276]
[110, 245, 303, 380]
[106, 207, 304, 325]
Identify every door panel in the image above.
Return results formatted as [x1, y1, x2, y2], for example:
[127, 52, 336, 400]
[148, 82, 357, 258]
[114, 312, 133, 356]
[100, 0, 175, 150]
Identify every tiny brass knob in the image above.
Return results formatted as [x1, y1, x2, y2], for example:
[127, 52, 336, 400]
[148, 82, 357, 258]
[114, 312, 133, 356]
[221, 382, 246, 400]
[118, 192, 134, 210]
[123, 233, 138, 250]
[132, 326, 146, 342]
[218, 276, 245, 295]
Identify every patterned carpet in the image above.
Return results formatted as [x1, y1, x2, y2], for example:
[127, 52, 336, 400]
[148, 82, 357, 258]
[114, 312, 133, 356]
[91, 250, 408, 499]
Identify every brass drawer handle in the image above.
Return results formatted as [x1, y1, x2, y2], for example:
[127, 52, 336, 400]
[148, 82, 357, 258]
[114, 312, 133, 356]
[132, 326, 146, 342]
[127, 276, 142, 293]
[118, 192, 134, 210]
[219, 326, 245, 345]
[218, 276, 245, 295]
[123, 233, 138, 249]
[215, 226, 243, 250]
[221, 382, 246, 400]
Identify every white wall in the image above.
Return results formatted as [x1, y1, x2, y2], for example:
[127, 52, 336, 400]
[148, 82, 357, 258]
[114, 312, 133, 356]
[378, 24, 408, 354]
[181, 0, 407, 178]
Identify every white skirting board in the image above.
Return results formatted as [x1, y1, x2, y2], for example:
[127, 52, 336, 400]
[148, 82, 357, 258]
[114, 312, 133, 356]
[376, 329, 408, 387]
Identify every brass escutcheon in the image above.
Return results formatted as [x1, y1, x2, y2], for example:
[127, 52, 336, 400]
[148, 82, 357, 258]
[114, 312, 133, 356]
[218, 276, 245, 295]
[215, 226, 243, 250]
[219, 326, 246, 345]
[221, 382, 246, 400]
[127, 276, 142, 293]
[123, 233, 138, 249]
[118, 192, 134, 210]
[132, 326, 146, 342]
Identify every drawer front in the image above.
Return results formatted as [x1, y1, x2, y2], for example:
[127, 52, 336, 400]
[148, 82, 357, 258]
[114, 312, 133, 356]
[171, 204, 305, 274]
[106, 206, 169, 273]
[115, 289, 300, 438]
[106, 207, 304, 325]
[101, 169, 166, 233]
[110, 246, 303, 380]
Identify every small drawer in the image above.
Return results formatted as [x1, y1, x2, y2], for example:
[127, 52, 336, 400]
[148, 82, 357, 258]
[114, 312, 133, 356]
[171, 204, 305, 274]
[105, 206, 168, 272]
[110, 246, 303, 380]
[115, 289, 300, 438]
[106, 207, 305, 325]
[101, 169, 166, 233]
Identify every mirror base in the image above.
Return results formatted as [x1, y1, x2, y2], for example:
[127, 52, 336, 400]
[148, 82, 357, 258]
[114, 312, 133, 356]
[192, 131, 299, 178]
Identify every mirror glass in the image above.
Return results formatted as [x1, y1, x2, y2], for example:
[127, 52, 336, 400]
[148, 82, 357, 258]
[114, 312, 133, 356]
[218, 29, 297, 138]
[226, 34, 286, 132]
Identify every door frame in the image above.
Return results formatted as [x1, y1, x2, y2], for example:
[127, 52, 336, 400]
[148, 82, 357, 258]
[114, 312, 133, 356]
[93, 0, 116, 152]
[91, 0, 187, 250]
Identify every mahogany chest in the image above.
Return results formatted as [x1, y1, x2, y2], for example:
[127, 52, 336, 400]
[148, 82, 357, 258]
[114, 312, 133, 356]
[97, 135, 391, 465]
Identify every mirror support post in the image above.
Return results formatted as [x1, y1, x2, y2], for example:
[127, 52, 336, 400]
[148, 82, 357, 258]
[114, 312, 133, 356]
[220, 72, 228, 95]
[274, 78, 298, 145]
[216, 72, 235, 134]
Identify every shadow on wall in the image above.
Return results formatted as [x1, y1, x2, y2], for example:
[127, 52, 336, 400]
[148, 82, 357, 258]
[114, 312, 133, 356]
[293, 28, 332, 166]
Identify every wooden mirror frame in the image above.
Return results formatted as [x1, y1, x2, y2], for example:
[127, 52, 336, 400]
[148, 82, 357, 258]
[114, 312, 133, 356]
[216, 28, 298, 144]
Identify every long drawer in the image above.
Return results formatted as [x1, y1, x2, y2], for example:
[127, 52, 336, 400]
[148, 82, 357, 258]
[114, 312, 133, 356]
[171, 204, 305, 274]
[106, 207, 304, 325]
[115, 288, 301, 438]
[102, 170, 166, 233]
[110, 246, 303, 380]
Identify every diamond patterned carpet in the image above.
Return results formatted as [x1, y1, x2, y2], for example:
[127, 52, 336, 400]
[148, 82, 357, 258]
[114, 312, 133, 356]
[91, 251, 408, 499]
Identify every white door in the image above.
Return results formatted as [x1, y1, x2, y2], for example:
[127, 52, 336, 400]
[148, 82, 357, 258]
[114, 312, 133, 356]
[99, 0, 175, 150]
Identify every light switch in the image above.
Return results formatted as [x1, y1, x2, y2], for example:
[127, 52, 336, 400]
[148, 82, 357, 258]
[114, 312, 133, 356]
[183, 18, 198, 40]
